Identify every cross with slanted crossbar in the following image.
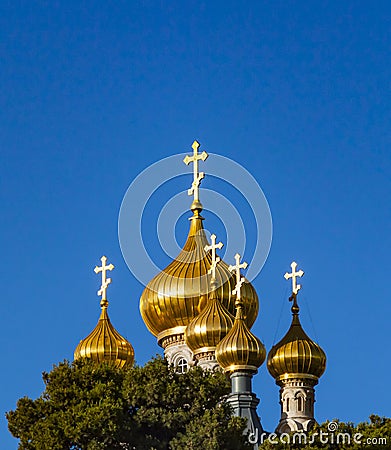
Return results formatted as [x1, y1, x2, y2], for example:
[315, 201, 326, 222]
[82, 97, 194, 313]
[229, 253, 248, 302]
[94, 256, 114, 304]
[284, 261, 304, 295]
[205, 234, 224, 281]
[183, 140, 208, 202]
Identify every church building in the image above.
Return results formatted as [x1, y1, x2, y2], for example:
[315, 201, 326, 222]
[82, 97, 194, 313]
[74, 141, 326, 445]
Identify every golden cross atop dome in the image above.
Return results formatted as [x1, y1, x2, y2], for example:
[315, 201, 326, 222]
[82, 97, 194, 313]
[284, 261, 304, 295]
[205, 233, 224, 281]
[94, 256, 114, 305]
[229, 253, 248, 302]
[183, 140, 208, 204]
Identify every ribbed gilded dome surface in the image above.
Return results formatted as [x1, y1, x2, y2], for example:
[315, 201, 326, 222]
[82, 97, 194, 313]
[267, 312, 326, 380]
[216, 306, 266, 372]
[140, 209, 259, 337]
[185, 286, 234, 355]
[74, 306, 134, 368]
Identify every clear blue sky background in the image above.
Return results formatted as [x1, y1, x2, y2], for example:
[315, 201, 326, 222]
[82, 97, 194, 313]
[1, 1, 390, 447]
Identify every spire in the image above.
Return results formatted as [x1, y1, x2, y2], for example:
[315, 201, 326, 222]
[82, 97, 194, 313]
[183, 140, 208, 211]
[285, 261, 303, 323]
[268, 261, 326, 380]
[140, 148, 259, 343]
[267, 261, 326, 433]
[215, 253, 265, 447]
[216, 253, 266, 372]
[74, 256, 134, 368]
[140, 147, 259, 371]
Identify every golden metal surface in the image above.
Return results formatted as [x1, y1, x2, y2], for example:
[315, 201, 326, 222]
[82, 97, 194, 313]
[185, 282, 234, 355]
[229, 253, 248, 302]
[74, 306, 134, 368]
[216, 303, 266, 373]
[284, 261, 304, 295]
[267, 293, 326, 380]
[74, 257, 134, 368]
[183, 140, 208, 204]
[157, 326, 187, 346]
[139, 211, 259, 338]
[94, 256, 114, 305]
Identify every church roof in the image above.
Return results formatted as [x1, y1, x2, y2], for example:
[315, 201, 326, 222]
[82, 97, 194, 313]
[267, 264, 326, 381]
[74, 256, 134, 369]
[74, 305, 134, 368]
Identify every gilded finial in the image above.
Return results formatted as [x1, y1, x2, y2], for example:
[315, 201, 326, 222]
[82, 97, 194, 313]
[183, 140, 208, 210]
[284, 261, 304, 296]
[289, 293, 300, 315]
[204, 234, 223, 282]
[94, 256, 114, 307]
[229, 253, 248, 304]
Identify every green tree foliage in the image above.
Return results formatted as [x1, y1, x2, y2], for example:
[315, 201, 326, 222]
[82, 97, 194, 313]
[7, 356, 251, 450]
[258, 416, 391, 449]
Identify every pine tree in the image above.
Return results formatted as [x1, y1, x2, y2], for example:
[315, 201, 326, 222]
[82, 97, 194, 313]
[7, 356, 251, 450]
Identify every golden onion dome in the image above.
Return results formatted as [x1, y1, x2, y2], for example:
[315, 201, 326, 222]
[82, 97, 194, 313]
[185, 281, 234, 355]
[140, 206, 259, 342]
[216, 303, 266, 373]
[74, 303, 134, 369]
[267, 295, 326, 381]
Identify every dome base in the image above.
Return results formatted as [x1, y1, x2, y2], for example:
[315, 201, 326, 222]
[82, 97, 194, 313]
[223, 364, 259, 374]
[157, 326, 187, 348]
[276, 373, 319, 384]
[193, 349, 221, 371]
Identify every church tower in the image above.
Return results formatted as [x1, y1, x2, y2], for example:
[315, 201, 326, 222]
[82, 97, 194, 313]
[74, 256, 135, 368]
[267, 262, 326, 433]
[139, 141, 259, 370]
[68, 140, 328, 443]
[216, 253, 266, 447]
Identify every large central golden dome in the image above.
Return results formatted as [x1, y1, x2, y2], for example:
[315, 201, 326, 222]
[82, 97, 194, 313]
[139, 206, 259, 342]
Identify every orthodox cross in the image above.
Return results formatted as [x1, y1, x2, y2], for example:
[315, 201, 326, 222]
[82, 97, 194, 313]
[94, 256, 114, 304]
[284, 261, 304, 295]
[183, 140, 208, 202]
[205, 233, 223, 281]
[229, 253, 248, 302]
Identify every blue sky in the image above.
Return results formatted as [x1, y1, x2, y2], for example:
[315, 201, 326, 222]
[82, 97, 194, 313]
[1, 1, 390, 447]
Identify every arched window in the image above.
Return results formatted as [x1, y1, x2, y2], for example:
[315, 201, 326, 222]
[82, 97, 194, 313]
[286, 398, 290, 412]
[297, 396, 303, 412]
[176, 357, 188, 374]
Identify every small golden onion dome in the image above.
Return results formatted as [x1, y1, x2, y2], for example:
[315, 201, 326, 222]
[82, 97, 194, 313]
[74, 303, 134, 368]
[267, 295, 326, 381]
[185, 281, 234, 355]
[216, 303, 266, 373]
[140, 207, 259, 341]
